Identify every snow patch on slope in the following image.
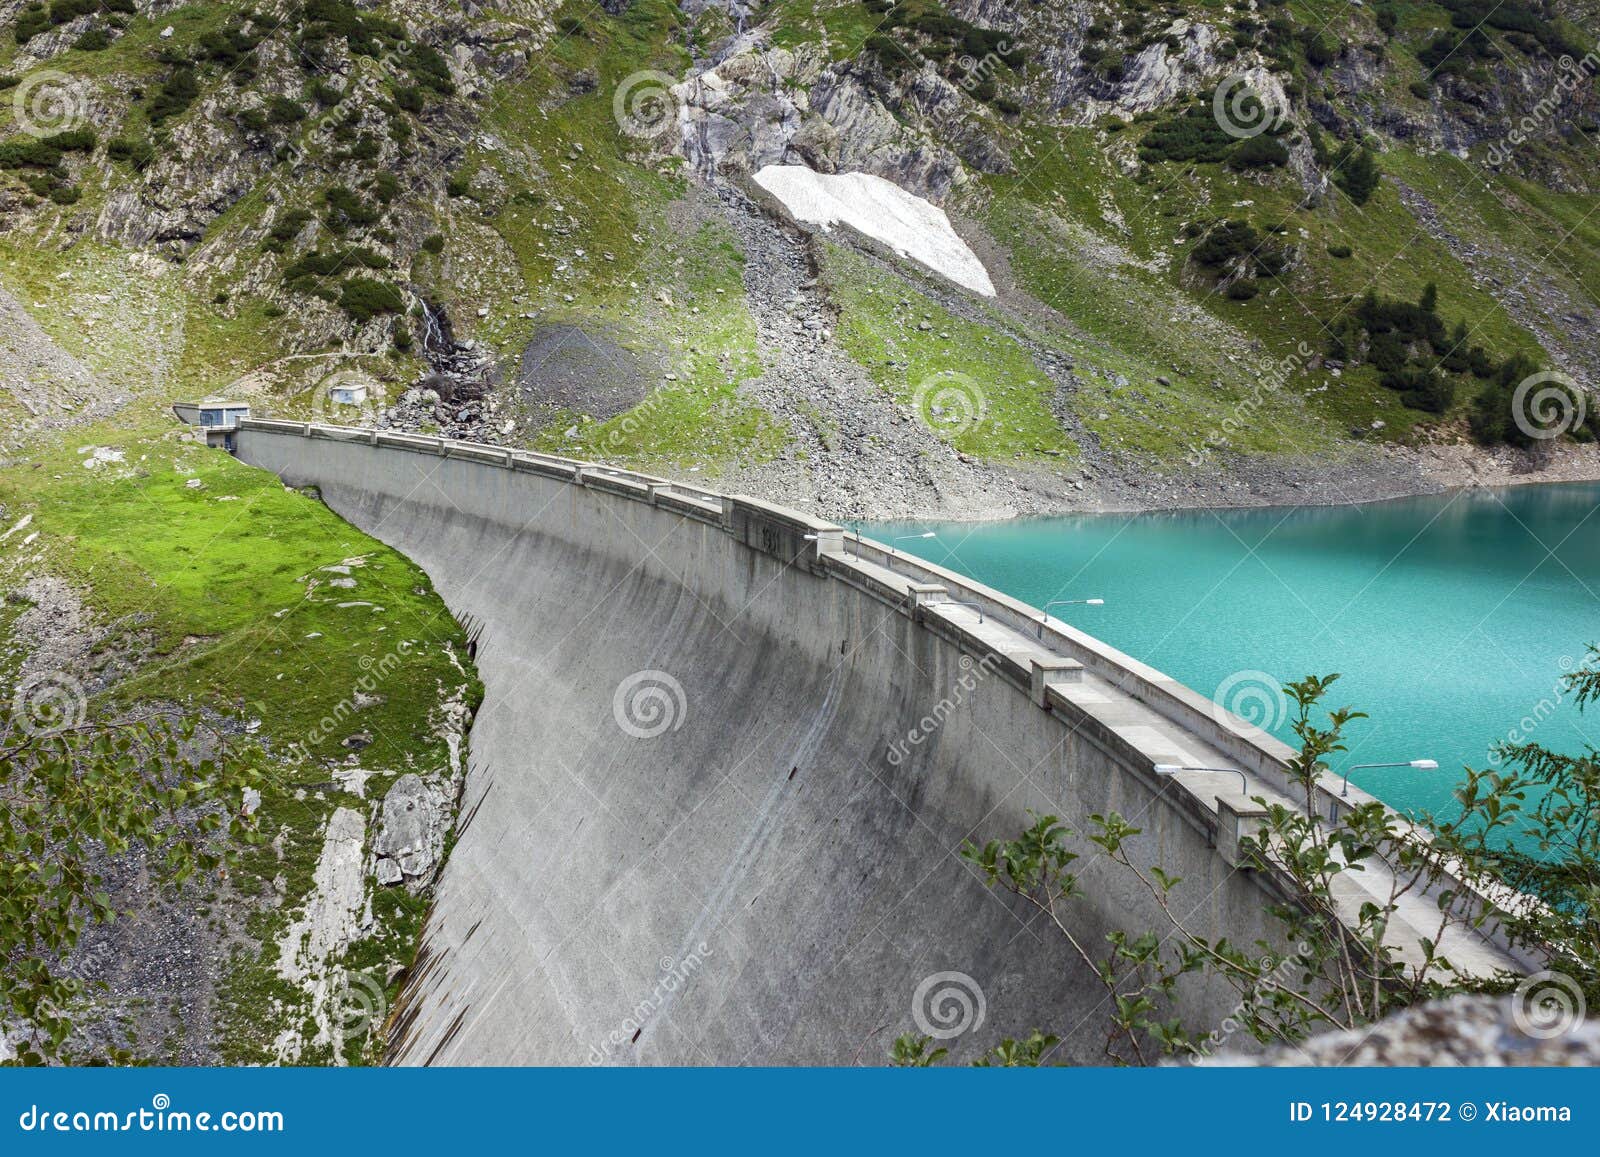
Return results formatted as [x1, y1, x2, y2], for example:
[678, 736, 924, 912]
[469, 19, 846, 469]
[752, 165, 996, 297]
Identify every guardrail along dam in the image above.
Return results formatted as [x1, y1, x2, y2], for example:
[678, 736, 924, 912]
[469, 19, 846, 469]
[236, 421, 1520, 1065]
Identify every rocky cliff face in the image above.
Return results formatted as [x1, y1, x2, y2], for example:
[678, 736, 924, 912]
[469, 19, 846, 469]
[1, 0, 1596, 512]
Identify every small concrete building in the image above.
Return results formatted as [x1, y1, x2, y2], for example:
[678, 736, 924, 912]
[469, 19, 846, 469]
[328, 382, 368, 406]
[172, 399, 250, 450]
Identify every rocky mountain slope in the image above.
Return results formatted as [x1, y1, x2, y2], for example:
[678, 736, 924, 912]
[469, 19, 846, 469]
[1, 0, 1596, 518]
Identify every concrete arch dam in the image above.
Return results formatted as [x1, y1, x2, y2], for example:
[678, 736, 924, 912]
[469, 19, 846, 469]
[235, 420, 1520, 1065]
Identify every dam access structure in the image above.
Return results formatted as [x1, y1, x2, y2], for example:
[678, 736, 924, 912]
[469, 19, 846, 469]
[234, 419, 1526, 1065]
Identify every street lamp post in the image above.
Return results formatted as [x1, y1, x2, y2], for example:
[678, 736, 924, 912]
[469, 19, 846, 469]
[888, 531, 936, 572]
[1341, 759, 1439, 798]
[1153, 763, 1249, 797]
[1037, 598, 1104, 637]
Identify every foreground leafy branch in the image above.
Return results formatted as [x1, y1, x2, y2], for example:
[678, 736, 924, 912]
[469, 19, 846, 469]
[895, 658, 1600, 1066]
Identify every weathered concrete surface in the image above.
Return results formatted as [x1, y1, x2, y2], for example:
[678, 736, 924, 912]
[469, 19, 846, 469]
[236, 424, 1522, 1066]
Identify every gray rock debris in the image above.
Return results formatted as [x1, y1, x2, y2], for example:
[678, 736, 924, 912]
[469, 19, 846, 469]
[1205, 995, 1600, 1067]
[372, 774, 449, 889]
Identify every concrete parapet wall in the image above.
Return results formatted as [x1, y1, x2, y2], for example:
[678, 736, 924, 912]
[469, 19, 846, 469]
[235, 420, 1521, 1065]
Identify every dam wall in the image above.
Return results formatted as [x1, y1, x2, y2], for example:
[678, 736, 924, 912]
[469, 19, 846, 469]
[235, 420, 1522, 1065]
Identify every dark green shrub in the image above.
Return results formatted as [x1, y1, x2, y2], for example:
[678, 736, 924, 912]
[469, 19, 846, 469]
[106, 136, 154, 166]
[268, 209, 313, 245]
[865, 34, 920, 73]
[402, 45, 455, 96]
[1227, 134, 1290, 170]
[1334, 145, 1381, 204]
[147, 67, 199, 125]
[1301, 30, 1335, 68]
[73, 27, 112, 51]
[325, 185, 379, 230]
[338, 278, 404, 322]
[1139, 103, 1239, 164]
[267, 95, 305, 124]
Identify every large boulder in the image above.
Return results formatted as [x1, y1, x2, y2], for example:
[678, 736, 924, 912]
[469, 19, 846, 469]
[372, 774, 450, 890]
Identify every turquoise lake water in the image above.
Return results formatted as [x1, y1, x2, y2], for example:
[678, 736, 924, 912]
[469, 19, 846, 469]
[864, 483, 1600, 820]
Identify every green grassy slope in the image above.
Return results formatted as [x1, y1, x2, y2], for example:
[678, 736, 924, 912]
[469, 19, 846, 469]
[0, 412, 480, 1062]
